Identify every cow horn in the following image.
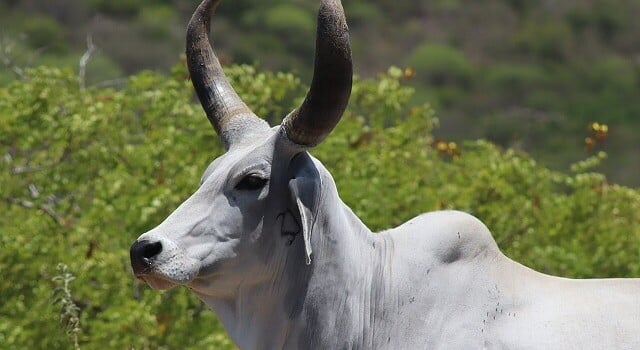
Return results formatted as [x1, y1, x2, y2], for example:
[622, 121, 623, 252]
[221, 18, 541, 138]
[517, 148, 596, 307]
[186, 0, 268, 149]
[282, 0, 353, 147]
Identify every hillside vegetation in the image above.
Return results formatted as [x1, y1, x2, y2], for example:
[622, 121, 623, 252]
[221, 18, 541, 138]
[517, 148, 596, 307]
[0, 0, 639, 185]
[1, 64, 639, 348]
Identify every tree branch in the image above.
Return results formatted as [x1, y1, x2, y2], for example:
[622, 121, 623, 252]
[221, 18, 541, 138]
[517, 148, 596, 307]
[78, 34, 98, 90]
[0, 36, 25, 80]
[4, 197, 63, 225]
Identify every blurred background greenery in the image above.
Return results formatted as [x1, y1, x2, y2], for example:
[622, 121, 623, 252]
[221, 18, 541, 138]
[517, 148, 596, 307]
[1, 0, 639, 185]
[1, 0, 639, 348]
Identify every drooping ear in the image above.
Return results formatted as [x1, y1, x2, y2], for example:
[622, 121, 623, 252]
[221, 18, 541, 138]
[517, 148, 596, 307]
[288, 154, 322, 265]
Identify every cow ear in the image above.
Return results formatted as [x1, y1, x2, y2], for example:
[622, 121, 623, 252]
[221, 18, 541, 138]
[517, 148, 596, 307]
[287, 153, 321, 265]
[288, 176, 320, 265]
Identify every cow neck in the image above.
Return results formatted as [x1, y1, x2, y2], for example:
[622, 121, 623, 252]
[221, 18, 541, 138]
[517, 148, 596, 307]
[195, 190, 393, 349]
[283, 190, 396, 348]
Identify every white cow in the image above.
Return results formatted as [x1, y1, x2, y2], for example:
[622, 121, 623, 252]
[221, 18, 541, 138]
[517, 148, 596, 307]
[130, 0, 640, 348]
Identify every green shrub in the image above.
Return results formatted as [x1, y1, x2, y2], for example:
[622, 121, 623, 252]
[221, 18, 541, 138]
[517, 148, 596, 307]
[482, 63, 548, 92]
[88, 0, 140, 17]
[137, 5, 176, 40]
[580, 56, 637, 92]
[264, 4, 315, 35]
[407, 43, 472, 87]
[513, 20, 572, 60]
[20, 16, 68, 54]
[568, 1, 630, 39]
[83, 54, 124, 86]
[431, 0, 462, 12]
[345, 2, 382, 25]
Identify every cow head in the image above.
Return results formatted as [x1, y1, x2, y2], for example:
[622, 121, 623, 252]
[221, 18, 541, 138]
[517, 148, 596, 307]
[129, 0, 351, 297]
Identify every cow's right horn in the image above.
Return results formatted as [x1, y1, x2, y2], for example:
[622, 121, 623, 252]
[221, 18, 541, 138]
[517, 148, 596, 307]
[186, 0, 268, 150]
[282, 0, 353, 148]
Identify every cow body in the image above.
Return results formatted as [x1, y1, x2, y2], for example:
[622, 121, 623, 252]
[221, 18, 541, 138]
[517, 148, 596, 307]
[187, 155, 640, 349]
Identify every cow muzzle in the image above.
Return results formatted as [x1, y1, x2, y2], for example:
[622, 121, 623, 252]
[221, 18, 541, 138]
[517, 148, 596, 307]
[129, 236, 200, 290]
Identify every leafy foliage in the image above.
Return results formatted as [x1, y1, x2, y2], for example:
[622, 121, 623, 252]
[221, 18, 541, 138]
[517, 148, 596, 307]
[1, 65, 639, 348]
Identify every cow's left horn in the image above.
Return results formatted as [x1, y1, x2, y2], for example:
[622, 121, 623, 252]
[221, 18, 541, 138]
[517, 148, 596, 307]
[282, 0, 353, 147]
[187, 0, 268, 149]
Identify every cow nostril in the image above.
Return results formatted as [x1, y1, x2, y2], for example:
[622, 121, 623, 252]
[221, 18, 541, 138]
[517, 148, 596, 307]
[130, 240, 163, 275]
[142, 241, 162, 259]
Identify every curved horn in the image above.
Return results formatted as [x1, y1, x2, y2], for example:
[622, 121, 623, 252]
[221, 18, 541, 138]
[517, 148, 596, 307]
[282, 0, 353, 147]
[186, 0, 268, 149]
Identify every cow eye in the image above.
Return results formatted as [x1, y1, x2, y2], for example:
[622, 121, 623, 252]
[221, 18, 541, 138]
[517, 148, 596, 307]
[235, 174, 268, 191]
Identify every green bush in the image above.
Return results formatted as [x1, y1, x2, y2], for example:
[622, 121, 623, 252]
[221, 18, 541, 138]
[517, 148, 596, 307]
[513, 20, 572, 60]
[20, 16, 68, 54]
[568, 1, 630, 39]
[1, 65, 639, 348]
[345, 2, 382, 25]
[580, 56, 637, 92]
[431, 0, 462, 12]
[263, 4, 315, 35]
[482, 63, 548, 92]
[88, 0, 140, 17]
[83, 54, 124, 86]
[137, 5, 176, 40]
[407, 43, 472, 87]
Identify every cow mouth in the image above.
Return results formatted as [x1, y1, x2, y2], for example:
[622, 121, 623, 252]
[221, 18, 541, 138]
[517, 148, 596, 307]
[137, 273, 178, 290]
[133, 260, 200, 290]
